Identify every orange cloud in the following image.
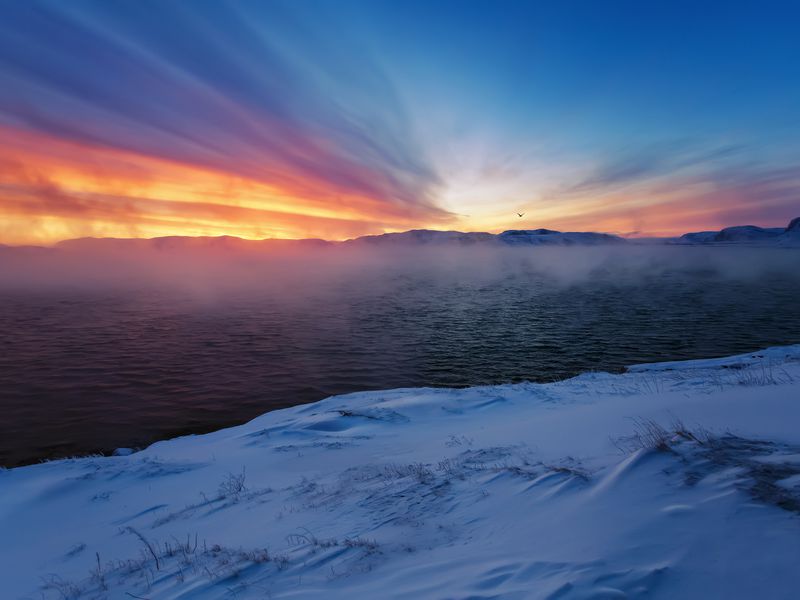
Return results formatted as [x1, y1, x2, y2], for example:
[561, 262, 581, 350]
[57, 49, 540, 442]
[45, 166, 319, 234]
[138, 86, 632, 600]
[0, 125, 451, 245]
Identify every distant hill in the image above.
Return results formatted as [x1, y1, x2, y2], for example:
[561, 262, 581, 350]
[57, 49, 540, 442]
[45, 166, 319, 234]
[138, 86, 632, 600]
[3, 218, 799, 251]
[675, 217, 800, 246]
[344, 228, 626, 247]
[30, 228, 627, 253]
[343, 229, 497, 246]
[497, 229, 625, 246]
[53, 235, 331, 253]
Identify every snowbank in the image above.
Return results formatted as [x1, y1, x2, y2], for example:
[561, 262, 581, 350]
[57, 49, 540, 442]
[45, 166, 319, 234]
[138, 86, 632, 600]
[2, 346, 800, 599]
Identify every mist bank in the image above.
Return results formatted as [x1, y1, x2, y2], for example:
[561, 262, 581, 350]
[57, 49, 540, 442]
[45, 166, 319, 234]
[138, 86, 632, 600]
[2, 217, 799, 306]
[2, 237, 800, 296]
[2, 214, 799, 254]
[674, 216, 800, 245]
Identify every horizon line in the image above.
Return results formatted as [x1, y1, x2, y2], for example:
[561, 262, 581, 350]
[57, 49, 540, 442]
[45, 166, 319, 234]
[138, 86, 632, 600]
[2, 217, 797, 249]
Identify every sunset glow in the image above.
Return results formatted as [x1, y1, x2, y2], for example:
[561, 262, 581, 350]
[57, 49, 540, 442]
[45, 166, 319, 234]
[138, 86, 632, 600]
[0, 125, 446, 244]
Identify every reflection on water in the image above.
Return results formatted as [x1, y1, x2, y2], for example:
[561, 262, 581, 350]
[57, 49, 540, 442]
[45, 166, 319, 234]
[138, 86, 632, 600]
[1, 246, 799, 466]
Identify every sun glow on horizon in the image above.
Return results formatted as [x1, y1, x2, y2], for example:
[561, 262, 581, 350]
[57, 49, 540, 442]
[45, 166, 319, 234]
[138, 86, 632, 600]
[0, 125, 452, 245]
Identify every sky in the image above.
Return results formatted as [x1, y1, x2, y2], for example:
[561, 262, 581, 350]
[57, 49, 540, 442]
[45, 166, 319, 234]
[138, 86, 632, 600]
[0, 0, 799, 244]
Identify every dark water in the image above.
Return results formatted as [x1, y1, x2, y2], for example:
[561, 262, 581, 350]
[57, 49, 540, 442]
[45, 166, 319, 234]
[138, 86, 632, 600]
[1, 246, 799, 467]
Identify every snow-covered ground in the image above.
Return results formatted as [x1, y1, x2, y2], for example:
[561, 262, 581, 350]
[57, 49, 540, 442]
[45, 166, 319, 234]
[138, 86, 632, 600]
[3, 346, 800, 599]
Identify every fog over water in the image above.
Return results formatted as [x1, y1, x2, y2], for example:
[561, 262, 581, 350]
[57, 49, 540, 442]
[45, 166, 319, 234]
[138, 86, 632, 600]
[1, 243, 799, 466]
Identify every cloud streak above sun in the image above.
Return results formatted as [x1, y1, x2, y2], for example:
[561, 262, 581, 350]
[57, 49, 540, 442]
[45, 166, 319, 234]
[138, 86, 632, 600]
[0, 0, 799, 244]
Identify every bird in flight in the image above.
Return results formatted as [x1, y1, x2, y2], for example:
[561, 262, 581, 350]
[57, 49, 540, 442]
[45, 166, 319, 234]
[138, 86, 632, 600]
[517, 212, 525, 218]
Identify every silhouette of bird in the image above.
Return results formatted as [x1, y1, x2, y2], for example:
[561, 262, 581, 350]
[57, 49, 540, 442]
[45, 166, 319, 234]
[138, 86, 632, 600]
[517, 212, 525, 218]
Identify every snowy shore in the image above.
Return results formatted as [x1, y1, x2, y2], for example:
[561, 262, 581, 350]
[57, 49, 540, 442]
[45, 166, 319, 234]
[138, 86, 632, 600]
[3, 346, 800, 599]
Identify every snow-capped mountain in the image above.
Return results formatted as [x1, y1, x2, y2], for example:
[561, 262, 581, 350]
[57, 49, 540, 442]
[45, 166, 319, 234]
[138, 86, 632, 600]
[345, 228, 626, 247]
[497, 229, 625, 246]
[675, 217, 800, 246]
[343, 229, 497, 246]
[2, 218, 799, 252]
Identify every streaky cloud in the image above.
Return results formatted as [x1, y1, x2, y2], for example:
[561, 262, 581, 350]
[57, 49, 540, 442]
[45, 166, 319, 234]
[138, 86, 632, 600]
[558, 140, 746, 197]
[0, 0, 444, 218]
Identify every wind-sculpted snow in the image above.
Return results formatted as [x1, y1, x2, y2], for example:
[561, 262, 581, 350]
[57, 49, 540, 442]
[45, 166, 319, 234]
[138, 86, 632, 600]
[2, 346, 800, 599]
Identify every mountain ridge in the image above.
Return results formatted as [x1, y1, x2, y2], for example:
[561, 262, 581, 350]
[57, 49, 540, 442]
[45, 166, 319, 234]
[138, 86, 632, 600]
[3, 217, 799, 250]
[674, 217, 800, 246]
